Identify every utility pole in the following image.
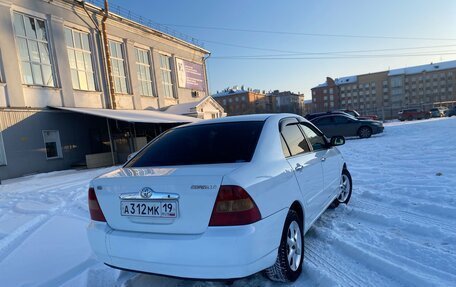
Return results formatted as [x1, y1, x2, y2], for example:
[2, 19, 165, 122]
[101, 0, 116, 109]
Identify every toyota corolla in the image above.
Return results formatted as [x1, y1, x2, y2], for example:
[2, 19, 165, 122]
[87, 114, 352, 282]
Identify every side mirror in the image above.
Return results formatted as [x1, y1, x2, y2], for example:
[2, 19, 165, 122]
[127, 151, 139, 161]
[330, 136, 345, 146]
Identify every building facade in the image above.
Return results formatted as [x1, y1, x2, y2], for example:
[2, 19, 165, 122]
[267, 90, 305, 115]
[0, 0, 214, 180]
[213, 87, 269, 116]
[311, 60, 456, 119]
[213, 87, 305, 116]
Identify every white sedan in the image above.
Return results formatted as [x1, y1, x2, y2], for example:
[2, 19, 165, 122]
[87, 114, 352, 282]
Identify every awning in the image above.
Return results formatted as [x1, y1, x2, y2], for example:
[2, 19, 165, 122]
[50, 106, 201, 123]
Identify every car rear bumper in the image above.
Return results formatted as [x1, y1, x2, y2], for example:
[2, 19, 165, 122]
[87, 208, 287, 279]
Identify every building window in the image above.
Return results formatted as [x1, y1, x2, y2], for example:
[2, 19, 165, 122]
[13, 12, 55, 86]
[159, 54, 175, 98]
[42, 130, 62, 159]
[0, 131, 6, 165]
[135, 48, 154, 97]
[64, 28, 95, 91]
[108, 40, 128, 94]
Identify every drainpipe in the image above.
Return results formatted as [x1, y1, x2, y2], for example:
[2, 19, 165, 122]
[203, 53, 211, 96]
[101, 0, 116, 109]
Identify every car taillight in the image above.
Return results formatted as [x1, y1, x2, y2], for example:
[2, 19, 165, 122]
[209, 185, 261, 226]
[88, 187, 106, 222]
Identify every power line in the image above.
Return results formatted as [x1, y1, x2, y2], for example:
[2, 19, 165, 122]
[162, 24, 456, 41]
[209, 52, 456, 60]
[208, 44, 456, 58]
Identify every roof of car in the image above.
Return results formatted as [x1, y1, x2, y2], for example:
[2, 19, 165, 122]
[310, 114, 353, 121]
[181, 113, 304, 127]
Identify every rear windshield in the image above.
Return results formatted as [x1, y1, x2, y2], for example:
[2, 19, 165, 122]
[126, 121, 264, 167]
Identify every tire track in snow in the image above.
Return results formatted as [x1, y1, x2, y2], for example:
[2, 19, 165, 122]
[354, 199, 456, 234]
[305, 237, 379, 287]
[36, 258, 99, 287]
[352, 240, 456, 284]
[0, 180, 88, 261]
[343, 208, 456, 259]
[0, 214, 48, 260]
[320, 230, 454, 287]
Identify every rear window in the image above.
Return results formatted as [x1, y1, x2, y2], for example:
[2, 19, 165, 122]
[126, 121, 264, 167]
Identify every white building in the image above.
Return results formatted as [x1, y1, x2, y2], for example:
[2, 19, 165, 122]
[0, 0, 223, 180]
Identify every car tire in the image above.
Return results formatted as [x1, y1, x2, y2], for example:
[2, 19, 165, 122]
[330, 169, 353, 209]
[358, 126, 372, 138]
[265, 209, 303, 282]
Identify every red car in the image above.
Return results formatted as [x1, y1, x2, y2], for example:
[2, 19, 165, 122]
[398, 109, 431, 121]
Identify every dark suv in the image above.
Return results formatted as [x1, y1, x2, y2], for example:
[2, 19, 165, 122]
[398, 109, 431, 121]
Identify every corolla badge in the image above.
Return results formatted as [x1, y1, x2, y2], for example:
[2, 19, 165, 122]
[140, 187, 154, 198]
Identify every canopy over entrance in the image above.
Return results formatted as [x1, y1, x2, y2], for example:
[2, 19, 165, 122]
[50, 106, 201, 123]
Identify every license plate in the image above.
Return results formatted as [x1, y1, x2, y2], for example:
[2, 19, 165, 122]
[120, 201, 178, 218]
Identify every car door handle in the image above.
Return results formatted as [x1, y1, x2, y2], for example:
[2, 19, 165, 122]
[295, 163, 303, 172]
[321, 157, 326, 162]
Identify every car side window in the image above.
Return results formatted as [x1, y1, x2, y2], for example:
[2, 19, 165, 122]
[301, 124, 327, 151]
[281, 123, 310, 157]
[334, 116, 351, 124]
[314, 116, 333, 125]
[280, 135, 291, 157]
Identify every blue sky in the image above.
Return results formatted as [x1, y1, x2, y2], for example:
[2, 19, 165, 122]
[110, 0, 456, 99]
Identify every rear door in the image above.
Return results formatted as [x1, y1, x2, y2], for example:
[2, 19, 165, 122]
[280, 118, 324, 224]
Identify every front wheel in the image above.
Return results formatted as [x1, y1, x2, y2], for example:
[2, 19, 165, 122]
[358, 126, 372, 138]
[265, 210, 303, 282]
[330, 169, 353, 208]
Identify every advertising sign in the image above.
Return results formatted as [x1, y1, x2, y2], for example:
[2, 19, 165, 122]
[176, 58, 205, 91]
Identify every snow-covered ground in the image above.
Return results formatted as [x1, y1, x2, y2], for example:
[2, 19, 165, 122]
[1, 117, 455, 287]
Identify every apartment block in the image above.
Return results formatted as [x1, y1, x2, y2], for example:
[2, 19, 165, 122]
[311, 60, 456, 119]
[213, 87, 269, 116]
[213, 87, 305, 116]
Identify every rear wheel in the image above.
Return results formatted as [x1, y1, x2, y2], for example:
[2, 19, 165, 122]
[330, 169, 352, 208]
[265, 210, 303, 282]
[358, 126, 372, 138]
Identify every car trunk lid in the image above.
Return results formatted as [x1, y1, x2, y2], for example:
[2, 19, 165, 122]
[92, 164, 243, 234]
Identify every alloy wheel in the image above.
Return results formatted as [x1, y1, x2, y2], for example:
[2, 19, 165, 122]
[338, 173, 351, 202]
[286, 221, 302, 271]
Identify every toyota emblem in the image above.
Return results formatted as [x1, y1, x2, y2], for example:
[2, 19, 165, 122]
[140, 187, 153, 198]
